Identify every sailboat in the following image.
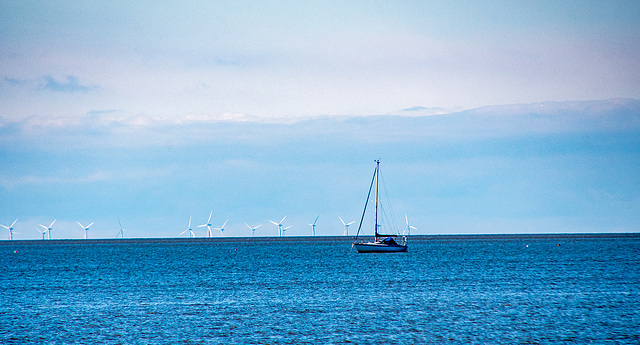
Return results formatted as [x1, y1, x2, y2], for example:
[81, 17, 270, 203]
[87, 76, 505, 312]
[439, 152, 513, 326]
[353, 160, 408, 253]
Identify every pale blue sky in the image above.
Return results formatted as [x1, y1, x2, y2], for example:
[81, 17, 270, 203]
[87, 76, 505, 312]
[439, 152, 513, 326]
[0, 2, 639, 238]
[2, 99, 639, 238]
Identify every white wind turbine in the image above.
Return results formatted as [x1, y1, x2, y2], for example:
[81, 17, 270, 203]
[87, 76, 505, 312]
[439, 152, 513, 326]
[269, 216, 287, 237]
[307, 216, 319, 236]
[39, 220, 56, 240]
[213, 219, 228, 237]
[198, 211, 214, 237]
[339, 216, 355, 236]
[34, 227, 47, 240]
[77, 221, 94, 239]
[179, 217, 195, 238]
[116, 217, 125, 238]
[245, 223, 262, 237]
[1, 219, 17, 240]
[404, 214, 417, 236]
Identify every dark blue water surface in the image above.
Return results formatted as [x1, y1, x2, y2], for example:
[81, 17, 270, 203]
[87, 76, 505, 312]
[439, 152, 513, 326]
[1, 234, 639, 344]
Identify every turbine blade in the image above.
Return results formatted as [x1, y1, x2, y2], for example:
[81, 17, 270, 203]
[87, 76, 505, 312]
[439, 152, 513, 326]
[245, 223, 252, 230]
[207, 211, 212, 223]
[11, 219, 18, 227]
[255, 224, 262, 229]
[280, 216, 287, 224]
[197, 224, 207, 228]
[39, 224, 47, 229]
[0, 225, 8, 230]
[87, 222, 94, 228]
[188, 217, 192, 228]
[313, 216, 319, 225]
[339, 216, 345, 225]
[50, 219, 56, 227]
[77, 221, 85, 229]
[221, 219, 228, 228]
[269, 220, 279, 226]
[118, 217, 122, 228]
[347, 221, 355, 225]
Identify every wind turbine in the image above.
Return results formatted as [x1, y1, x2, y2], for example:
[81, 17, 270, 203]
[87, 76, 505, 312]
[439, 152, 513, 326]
[404, 213, 417, 236]
[198, 211, 214, 237]
[179, 217, 195, 238]
[1, 219, 17, 240]
[117, 217, 125, 238]
[269, 216, 287, 237]
[307, 216, 319, 236]
[39, 220, 56, 240]
[34, 227, 47, 240]
[245, 223, 262, 237]
[339, 216, 355, 236]
[77, 221, 94, 239]
[213, 219, 228, 237]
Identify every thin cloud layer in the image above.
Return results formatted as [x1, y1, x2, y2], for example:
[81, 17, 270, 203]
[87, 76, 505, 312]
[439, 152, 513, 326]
[1, 2, 639, 122]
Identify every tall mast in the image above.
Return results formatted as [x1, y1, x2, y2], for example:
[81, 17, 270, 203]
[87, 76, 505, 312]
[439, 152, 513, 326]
[374, 159, 379, 238]
[354, 160, 378, 241]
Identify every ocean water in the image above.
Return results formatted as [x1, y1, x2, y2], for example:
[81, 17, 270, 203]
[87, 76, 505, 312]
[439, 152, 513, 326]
[1, 234, 639, 344]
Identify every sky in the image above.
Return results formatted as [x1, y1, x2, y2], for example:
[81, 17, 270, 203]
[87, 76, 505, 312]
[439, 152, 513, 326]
[0, 1, 639, 239]
[1, 1, 639, 120]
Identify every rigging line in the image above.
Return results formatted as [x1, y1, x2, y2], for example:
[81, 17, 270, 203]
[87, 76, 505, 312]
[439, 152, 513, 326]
[379, 168, 400, 235]
[378, 203, 395, 236]
[354, 164, 377, 240]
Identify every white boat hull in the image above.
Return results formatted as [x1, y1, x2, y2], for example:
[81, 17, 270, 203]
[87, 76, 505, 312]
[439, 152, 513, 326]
[354, 242, 408, 253]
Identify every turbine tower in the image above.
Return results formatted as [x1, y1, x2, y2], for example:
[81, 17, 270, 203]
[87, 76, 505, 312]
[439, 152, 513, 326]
[213, 219, 228, 237]
[307, 216, 319, 236]
[198, 211, 214, 237]
[179, 217, 195, 237]
[269, 216, 287, 237]
[339, 216, 355, 236]
[404, 213, 417, 236]
[1, 219, 17, 240]
[77, 221, 94, 239]
[117, 218, 125, 238]
[34, 227, 47, 240]
[39, 220, 56, 240]
[245, 223, 262, 237]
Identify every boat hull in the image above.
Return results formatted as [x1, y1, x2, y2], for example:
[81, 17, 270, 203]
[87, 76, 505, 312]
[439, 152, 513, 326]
[353, 242, 408, 253]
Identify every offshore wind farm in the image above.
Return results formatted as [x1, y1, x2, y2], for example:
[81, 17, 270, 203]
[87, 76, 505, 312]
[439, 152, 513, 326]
[1, 213, 355, 240]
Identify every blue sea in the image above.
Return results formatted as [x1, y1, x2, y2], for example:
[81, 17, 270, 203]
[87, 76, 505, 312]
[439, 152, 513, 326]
[1, 234, 639, 344]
